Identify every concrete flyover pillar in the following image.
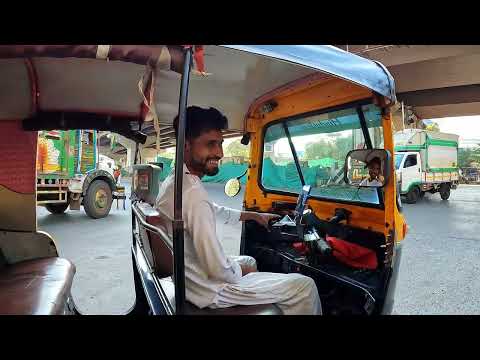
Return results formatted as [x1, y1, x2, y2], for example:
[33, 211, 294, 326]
[109, 133, 136, 173]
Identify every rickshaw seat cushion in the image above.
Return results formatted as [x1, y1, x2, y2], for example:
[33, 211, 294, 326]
[159, 278, 283, 315]
[0, 257, 75, 315]
[184, 302, 283, 315]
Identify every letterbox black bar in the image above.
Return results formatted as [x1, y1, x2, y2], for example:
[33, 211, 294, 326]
[172, 47, 193, 315]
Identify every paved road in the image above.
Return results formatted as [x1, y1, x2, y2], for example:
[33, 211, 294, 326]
[393, 185, 480, 314]
[37, 183, 480, 314]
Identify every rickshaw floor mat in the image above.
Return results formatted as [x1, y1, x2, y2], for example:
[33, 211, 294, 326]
[0, 257, 75, 315]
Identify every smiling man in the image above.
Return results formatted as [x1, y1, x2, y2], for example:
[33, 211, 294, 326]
[154, 106, 322, 315]
[360, 157, 384, 187]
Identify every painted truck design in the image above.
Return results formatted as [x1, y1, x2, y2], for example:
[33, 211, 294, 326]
[36, 130, 118, 218]
[394, 129, 459, 204]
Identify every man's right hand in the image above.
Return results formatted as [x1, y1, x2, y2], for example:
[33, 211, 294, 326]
[240, 264, 257, 276]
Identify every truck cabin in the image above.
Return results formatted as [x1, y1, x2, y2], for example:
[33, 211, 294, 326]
[0, 45, 406, 315]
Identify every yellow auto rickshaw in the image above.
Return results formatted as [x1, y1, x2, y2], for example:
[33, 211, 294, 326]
[0, 45, 406, 315]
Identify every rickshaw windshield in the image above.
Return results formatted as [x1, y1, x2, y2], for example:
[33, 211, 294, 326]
[261, 103, 384, 206]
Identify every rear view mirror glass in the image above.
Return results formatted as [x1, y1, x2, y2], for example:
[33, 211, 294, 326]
[344, 149, 391, 188]
[224, 178, 241, 197]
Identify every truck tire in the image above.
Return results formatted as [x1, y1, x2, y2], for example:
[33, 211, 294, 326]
[405, 187, 420, 204]
[83, 179, 113, 219]
[45, 202, 69, 214]
[440, 183, 451, 200]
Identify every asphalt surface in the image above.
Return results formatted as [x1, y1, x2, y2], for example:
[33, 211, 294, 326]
[37, 182, 480, 315]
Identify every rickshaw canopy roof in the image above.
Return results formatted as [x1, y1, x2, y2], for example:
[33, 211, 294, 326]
[223, 45, 396, 101]
[0, 45, 395, 148]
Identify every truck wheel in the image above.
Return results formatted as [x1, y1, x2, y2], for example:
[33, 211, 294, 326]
[83, 180, 112, 219]
[405, 187, 420, 204]
[440, 184, 451, 200]
[45, 202, 69, 214]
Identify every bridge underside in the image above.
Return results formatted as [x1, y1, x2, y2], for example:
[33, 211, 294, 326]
[336, 45, 480, 120]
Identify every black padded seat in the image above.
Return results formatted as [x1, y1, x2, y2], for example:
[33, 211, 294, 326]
[0, 257, 75, 315]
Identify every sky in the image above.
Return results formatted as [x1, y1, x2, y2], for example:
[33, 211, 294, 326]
[187, 115, 480, 157]
[427, 116, 480, 148]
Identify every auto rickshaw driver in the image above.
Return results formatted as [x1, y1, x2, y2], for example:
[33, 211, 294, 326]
[360, 157, 385, 187]
[154, 106, 322, 315]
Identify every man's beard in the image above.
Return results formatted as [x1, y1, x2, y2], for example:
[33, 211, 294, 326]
[191, 157, 220, 177]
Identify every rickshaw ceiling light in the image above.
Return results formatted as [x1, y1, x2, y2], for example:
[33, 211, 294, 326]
[259, 100, 278, 115]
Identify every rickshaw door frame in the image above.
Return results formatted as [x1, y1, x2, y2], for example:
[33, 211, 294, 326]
[172, 47, 193, 314]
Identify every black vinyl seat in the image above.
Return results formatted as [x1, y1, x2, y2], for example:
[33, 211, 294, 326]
[0, 257, 75, 315]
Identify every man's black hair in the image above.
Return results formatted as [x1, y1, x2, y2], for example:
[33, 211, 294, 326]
[365, 156, 381, 168]
[173, 106, 228, 140]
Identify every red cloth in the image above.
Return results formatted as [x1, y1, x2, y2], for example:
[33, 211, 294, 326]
[0, 120, 37, 194]
[292, 242, 309, 255]
[326, 235, 378, 269]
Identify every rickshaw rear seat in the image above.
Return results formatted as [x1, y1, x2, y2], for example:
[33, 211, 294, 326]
[0, 257, 75, 315]
[158, 277, 282, 315]
[136, 202, 282, 315]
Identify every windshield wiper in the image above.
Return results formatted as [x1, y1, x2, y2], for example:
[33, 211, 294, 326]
[282, 122, 305, 186]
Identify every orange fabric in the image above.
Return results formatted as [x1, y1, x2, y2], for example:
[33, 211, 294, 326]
[326, 235, 378, 269]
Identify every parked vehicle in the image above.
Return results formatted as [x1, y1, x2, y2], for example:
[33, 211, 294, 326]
[36, 129, 120, 218]
[395, 129, 459, 203]
[461, 167, 480, 184]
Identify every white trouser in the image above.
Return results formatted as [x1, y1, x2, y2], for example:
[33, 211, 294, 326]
[210, 256, 322, 315]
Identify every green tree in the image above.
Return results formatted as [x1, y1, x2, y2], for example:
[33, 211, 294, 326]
[425, 122, 440, 132]
[304, 135, 353, 161]
[458, 146, 480, 167]
[335, 136, 354, 160]
[224, 139, 250, 158]
[458, 148, 473, 168]
[304, 140, 333, 160]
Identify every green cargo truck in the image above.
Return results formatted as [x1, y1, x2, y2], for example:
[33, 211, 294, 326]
[394, 129, 460, 204]
[37, 129, 120, 218]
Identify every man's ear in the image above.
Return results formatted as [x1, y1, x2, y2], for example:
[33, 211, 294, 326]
[185, 139, 191, 153]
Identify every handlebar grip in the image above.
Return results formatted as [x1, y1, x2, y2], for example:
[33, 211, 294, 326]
[315, 238, 332, 256]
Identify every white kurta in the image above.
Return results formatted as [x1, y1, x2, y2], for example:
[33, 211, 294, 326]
[359, 178, 383, 187]
[155, 164, 322, 315]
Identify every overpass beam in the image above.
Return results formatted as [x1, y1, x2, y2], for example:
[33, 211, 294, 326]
[397, 84, 480, 107]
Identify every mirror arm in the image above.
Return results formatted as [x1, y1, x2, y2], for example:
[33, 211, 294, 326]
[237, 167, 248, 180]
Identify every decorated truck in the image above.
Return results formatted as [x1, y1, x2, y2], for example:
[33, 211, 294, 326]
[36, 129, 120, 218]
[394, 129, 459, 204]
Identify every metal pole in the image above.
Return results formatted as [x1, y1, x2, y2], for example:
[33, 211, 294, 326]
[356, 107, 373, 149]
[172, 47, 193, 315]
[282, 123, 305, 186]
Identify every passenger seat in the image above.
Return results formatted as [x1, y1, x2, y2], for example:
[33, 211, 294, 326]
[0, 257, 75, 315]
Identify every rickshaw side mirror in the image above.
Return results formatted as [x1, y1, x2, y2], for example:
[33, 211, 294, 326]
[344, 149, 391, 188]
[224, 178, 242, 197]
